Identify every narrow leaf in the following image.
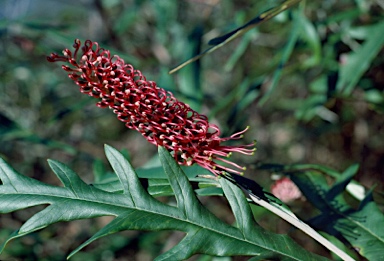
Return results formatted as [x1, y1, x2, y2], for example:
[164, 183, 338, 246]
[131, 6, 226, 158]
[259, 9, 300, 105]
[336, 21, 384, 95]
[169, 0, 301, 74]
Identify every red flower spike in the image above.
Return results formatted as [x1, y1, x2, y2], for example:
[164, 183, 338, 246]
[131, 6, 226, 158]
[47, 39, 256, 176]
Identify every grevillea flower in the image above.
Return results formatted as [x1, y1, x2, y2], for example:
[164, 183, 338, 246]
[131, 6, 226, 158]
[47, 39, 255, 176]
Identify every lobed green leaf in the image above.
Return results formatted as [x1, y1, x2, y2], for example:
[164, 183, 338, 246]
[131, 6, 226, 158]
[0, 145, 329, 260]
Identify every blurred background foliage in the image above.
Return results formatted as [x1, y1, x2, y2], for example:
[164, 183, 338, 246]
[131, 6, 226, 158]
[0, 0, 383, 260]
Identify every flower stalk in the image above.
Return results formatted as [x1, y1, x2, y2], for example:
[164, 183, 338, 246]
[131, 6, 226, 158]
[47, 39, 255, 176]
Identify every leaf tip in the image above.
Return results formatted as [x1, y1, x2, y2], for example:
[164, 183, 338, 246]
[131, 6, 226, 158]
[104, 143, 112, 151]
[157, 145, 167, 154]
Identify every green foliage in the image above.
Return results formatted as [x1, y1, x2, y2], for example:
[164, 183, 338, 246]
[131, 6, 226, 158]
[176, 0, 384, 122]
[169, 0, 301, 74]
[1, 0, 384, 259]
[336, 21, 384, 95]
[0, 145, 329, 260]
[92, 163, 220, 197]
[258, 163, 384, 261]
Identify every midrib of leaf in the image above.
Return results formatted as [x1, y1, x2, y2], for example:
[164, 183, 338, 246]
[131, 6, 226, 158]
[1, 174, 270, 252]
[1, 147, 329, 260]
[157, 147, 311, 260]
[105, 145, 277, 251]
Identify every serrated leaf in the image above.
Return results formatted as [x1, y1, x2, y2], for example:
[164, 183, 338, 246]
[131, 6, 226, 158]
[0, 145, 329, 260]
[337, 195, 384, 260]
[256, 163, 384, 260]
[286, 169, 383, 260]
[92, 164, 216, 197]
[225, 173, 354, 261]
[157, 147, 329, 261]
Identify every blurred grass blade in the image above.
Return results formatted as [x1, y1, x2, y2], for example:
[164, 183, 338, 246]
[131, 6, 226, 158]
[296, 9, 321, 68]
[169, 0, 302, 74]
[259, 9, 300, 105]
[224, 29, 258, 72]
[336, 21, 384, 95]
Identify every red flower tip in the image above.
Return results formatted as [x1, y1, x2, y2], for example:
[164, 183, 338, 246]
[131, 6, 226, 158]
[47, 39, 255, 176]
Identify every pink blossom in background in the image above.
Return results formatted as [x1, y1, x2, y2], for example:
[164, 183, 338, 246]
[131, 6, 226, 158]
[271, 177, 302, 203]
